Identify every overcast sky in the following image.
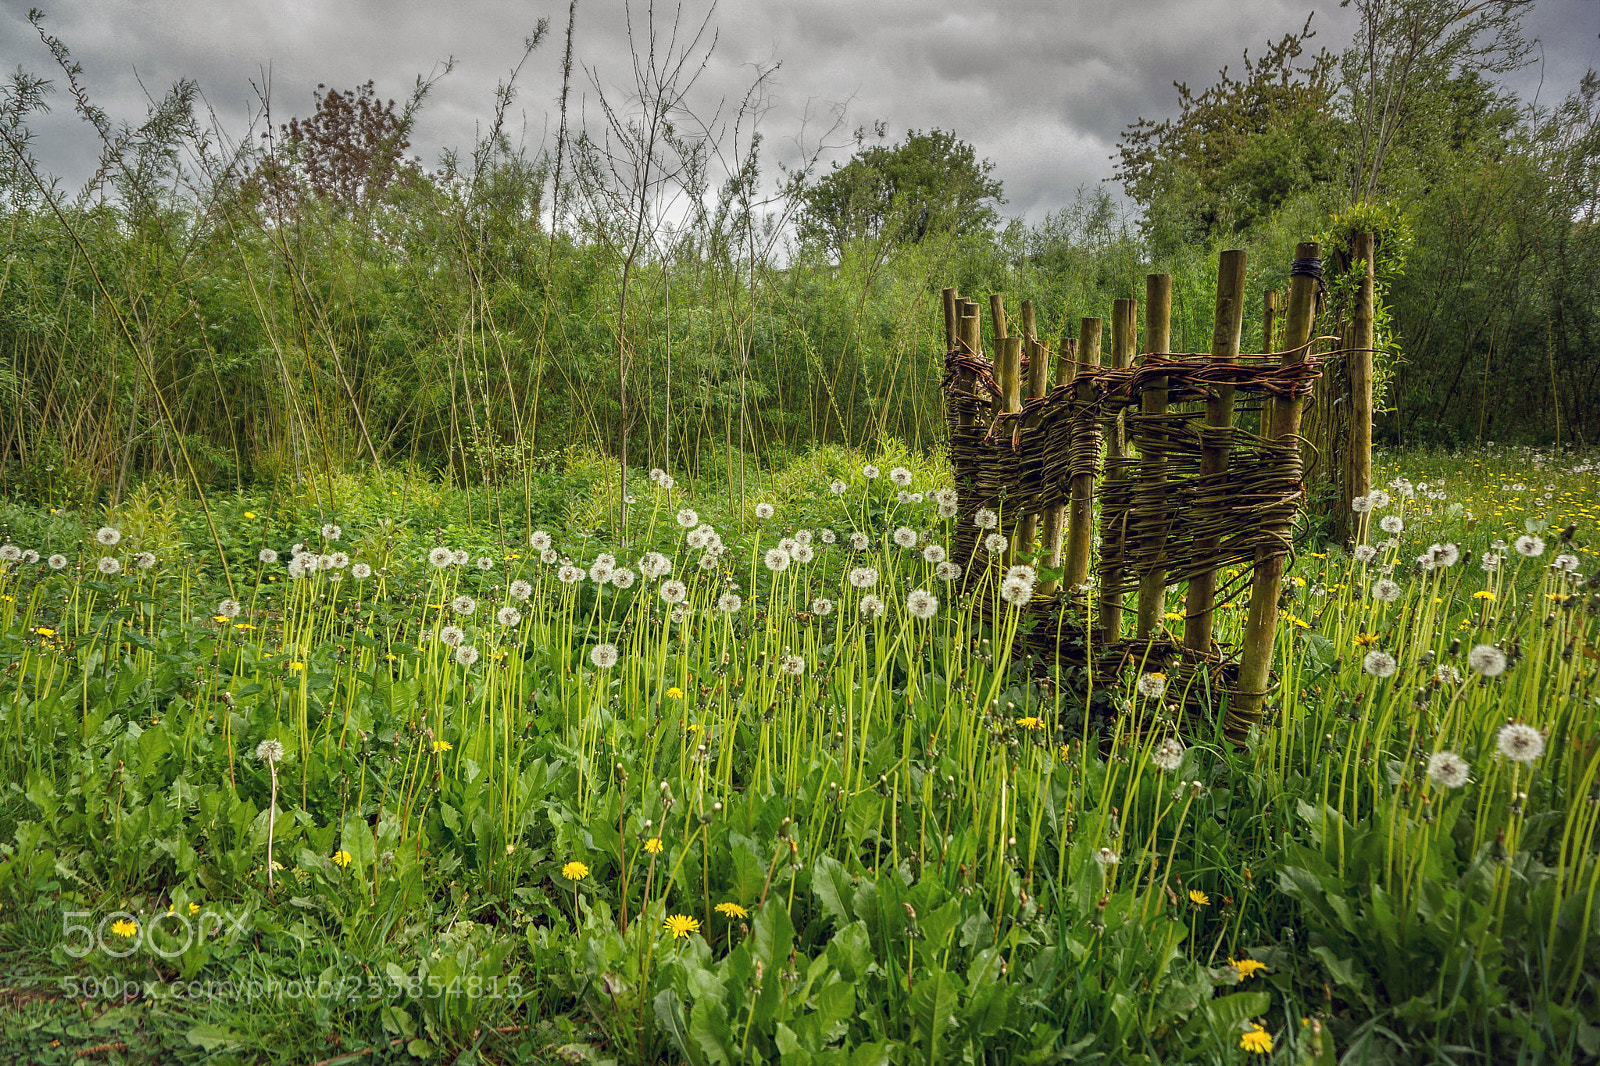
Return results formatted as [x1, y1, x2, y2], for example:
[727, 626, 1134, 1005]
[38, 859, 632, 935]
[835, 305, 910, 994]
[5, 0, 1596, 223]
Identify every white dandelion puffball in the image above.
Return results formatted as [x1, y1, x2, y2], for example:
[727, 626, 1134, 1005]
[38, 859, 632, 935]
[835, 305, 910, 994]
[830, 479, 847, 495]
[640, 551, 671, 579]
[351, 563, 371, 580]
[217, 599, 241, 619]
[259, 547, 279, 564]
[716, 592, 742, 614]
[1514, 535, 1544, 557]
[811, 597, 834, 615]
[1435, 664, 1463, 685]
[541, 549, 559, 564]
[1094, 847, 1119, 868]
[0, 545, 22, 563]
[1354, 544, 1377, 563]
[938, 502, 959, 519]
[97, 556, 121, 575]
[440, 625, 465, 648]
[660, 580, 687, 604]
[611, 568, 636, 589]
[657, 472, 675, 490]
[589, 643, 620, 669]
[301, 553, 322, 573]
[893, 526, 918, 549]
[321, 523, 341, 539]
[452, 595, 477, 616]
[890, 467, 912, 487]
[497, 606, 522, 626]
[999, 577, 1033, 606]
[1496, 723, 1544, 765]
[286, 557, 307, 579]
[699, 553, 720, 571]
[1380, 515, 1403, 534]
[455, 645, 480, 667]
[327, 551, 349, 569]
[676, 508, 698, 529]
[860, 593, 885, 619]
[779, 654, 805, 676]
[669, 606, 687, 624]
[318, 554, 337, 571]
[985, 533, 1009, 554]
[898, 493, 913, 506]
[1362, 650, 1398, 677]
[1552, 553, 1579, 572]
[794, 529, 813, 545]
[935, 561, 961, 581]
[510, 579, 532, 600]
[686, 526, 710, 550]
[452, 550, 470, 566]
[1467, 643, 1508, 676]
[1426, 751, 1470, 789]
[1368, 489, 1392, 510]
[1435, 543, 1461, 567]
[48, 554, 68, 569]
[850, 532, 871, 551]
[96, 527, 122, 546]
[529, 530, 552, 551]
[255, 738, 284, 764]
[476, 556, 494, 571]
[765, 547, 791, 572]
[777, 537, 797, 555]
[1371, 579, 1401, 603]
[1136, 672, 1168, 699]
[429, 546, 454, 568]
[1351, 495, 1373, 513]
[906, 589, 938, 620]
[1006, 564, 1037, 585]
[922, 544, 946, 564]
[133, 551, 155, 569]
[848, 566, 879, 589]
[791, 544, 815, 564]
[974, 507, 999, 530]
[862, 464, 880, 479]
[589, 560, 614, 584]
[819, 528, 836, 544]
[1416, 553, 1436, 572]
[558, 564, 583, 584]
[934, 488, 958, 508]
[1151, 737, 1184, 772]
[754, 503, 775, 520]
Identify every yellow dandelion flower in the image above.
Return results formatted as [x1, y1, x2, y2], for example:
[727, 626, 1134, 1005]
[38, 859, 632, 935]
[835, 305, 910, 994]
[1016, 716, 1042, 730]
[1233, 958, 1268, 980]
[188, 903, 201, 915]
[562, 861, 590, 881]
[1057, 744, 1072, 760]
[1240, 1024, 1273, 1054]
[663, 914, 700, 939]
[244, 511, 256, 519]
[288, 662, 306, 672]
[432, 739, 452, 753]
[110, 919, 138, 938]
[666, 686, 684, 699]
[644, 838, 663, 854]
[33, 627, 56, 638]
[1354, 631, 1377, 647]
[213, 615, 230, 624]
[687, 723, 704, 734]
[332, 850, 353, 867]
[1189, 889, 1210, 906]
[715, 902, 749, 919]
[1473, 590, 1495, 600]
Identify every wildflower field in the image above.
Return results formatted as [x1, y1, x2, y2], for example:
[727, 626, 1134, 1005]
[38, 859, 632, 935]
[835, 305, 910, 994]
[0, 443, 1595, 1065]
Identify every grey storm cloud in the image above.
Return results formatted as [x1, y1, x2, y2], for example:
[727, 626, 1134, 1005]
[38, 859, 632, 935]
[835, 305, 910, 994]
[3, 0, 1595, 223]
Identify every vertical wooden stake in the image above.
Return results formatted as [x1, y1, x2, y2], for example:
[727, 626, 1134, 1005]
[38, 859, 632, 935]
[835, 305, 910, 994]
[1136, 274, 1173, 639]
[1039, 336, 1076, 596]
[1016, 301, 1048, 558]
[943, 287, 958, 353]
[1063, 318, 1102, 593]
[1097, 298, 1137, 638]
[1348, 232, 1375, 528]
[957, 301, 981, 429]
[1231, 242, 1320, 742]
[1183, 250, 1248, 655]
[1260, 288, 1279, 434]
[989, 295, 1010, 421]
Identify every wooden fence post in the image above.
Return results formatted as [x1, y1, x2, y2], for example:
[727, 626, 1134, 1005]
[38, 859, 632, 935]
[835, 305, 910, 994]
[1136, 274, 1173, 639]
[943, 287, 958, 353]
[1016, 300, 1049, 559]
[1183, 250, 1248, 655]
[1231, 242, 1320, 741]
[1039, 335, 1076, 596]
[1347, 232, 1375, 528]
[1063, 318, 1102, 593]
[1097, 298, 1137, 638]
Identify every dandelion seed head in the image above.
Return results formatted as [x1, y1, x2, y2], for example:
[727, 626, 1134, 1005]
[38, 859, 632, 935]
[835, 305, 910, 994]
[935, 560, 961, 581]
[611, 568, 636, 589]
[1467, 643, 1508, 676]
[590, 643, 620, 669]
[96, 527, 122, 546]
[890, 466, 912, 486]
[1496, 722, 1544, 764]
[440, 625, 465, 647]
[811, 597, 834, 615]
[1514, 535, 1545, 557]
[255, 739, 285, 763]
[529, 531, 552, 551]
[1137, 672, 1168, 699]
[859, 593, 885, 618]
[862, 464, 879, 479]
[1151, 737, 1184, 772]
[660, 580, 688, 604]
[1371, 579, 1401, 603]
[510, 579, 532, 600]
[48, 553, 68, 569]
[974, 507, 998, 530]
[906, 589, 938, 620]
[133, 551, 155, 569]
[429, 547, 454, 568]
[850, 532, 870, 551]
[1362, 650, 1398, 677]
[999, 577, 1033, 606]
[1380, 515, 1403, 534]
[754, 503, 775, 520]
[97, 556, 121, 575]
[455, 645, 480, 666]
[676, 508, 698, 529]
[497, 606, 522, 626]
[922, 543, 946, 564]
[848, 566, 879, 589]
[452, 595, 477, 615]
[984, 533, 1008, 554]
[1426, 751, 1470, 789]
[893, 526, 918, 548]
[765, 547, 791, 572]
[716, 592, 742, 614]
[1354, 544, 1378, 562]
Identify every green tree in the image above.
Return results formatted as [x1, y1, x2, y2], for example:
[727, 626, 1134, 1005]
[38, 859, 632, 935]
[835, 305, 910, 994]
[1116, 16, 1339, 250]
[797, 127, 1004, 256]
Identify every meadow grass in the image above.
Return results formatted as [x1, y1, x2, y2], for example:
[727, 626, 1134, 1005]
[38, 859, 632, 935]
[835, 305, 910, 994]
[0, 442, 1594, 1065]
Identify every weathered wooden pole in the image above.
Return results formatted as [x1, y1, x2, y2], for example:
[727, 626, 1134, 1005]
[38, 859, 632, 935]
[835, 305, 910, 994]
[1038, 335, 1076, 596]
[943, 287, 958, 353]
[1097, 298, 1137, 638]
[1259, 288, 1279, 434]
[1063, 318, 1102, 593]
[1230, 242, 1321, 742]
[1347, 232, 1375, 530]
[1183, 250, 1249, 655]
[1015, 301, 1049, 559]
[1136, 274, 1173, 639]
[957, 301, 981, 429]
